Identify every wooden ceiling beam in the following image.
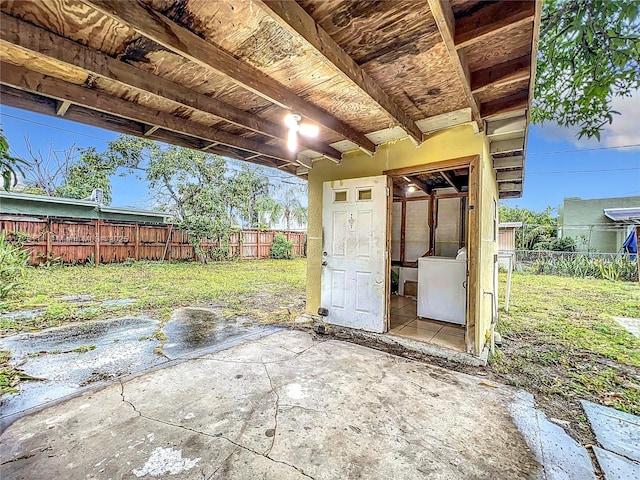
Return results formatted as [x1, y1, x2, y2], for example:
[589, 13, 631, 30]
[440, 171, 460, 192]
[0, 62, 296, 164]
[82, 0, 375, 154]
[498, 182, 523, 192]
[0, 13, 342, 162]
[481, 91, 529, 118]
[56, 100, 71, 117]
[496, 170, 524, 183]
[493, 155, 524, 169]
[454, 1, 536, 50]
[257, 0, 424, 145]
[491, 138, 525, 155]
[471, 55, 531, 94]
[143, 125, 160, 136]
[427, 0, 482, 131]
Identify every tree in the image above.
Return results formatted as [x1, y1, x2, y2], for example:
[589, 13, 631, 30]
[499, 205, 558, 250]
[533, 0, 640, 139]
[281, 187, 307, 231]
[19, 137, 115, 202]
[229, 166, 271, 228]
[0, 129, 26, 191]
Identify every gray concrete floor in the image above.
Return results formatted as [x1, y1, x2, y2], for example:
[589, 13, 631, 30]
[1, 331, 594, 479]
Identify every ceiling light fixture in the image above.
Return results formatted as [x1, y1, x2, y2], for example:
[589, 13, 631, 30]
[284, 113, 319, 153]
[407, 183, 416, 193]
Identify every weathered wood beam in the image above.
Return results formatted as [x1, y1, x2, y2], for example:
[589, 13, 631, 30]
[454, 1, 535, 49]
[491, 138, 525, 154]
[0, 83, 301, 173]
[471, 55, 531, 94]
[56, 100, 71, 117]
[481, 91, 529, 118]
[498, 182, 523, 192]
[0, 62, 295, 164]
[427, 0, 482, 130]
[499, 191, 522, 199]
[486, 116, 526, 138]
[143, 125, 160, 136]
[493, 155, 524, 169]
[0, 13, 342, 162]
[201, 142, 219, 151]
[496, 170, 524, 183]
[82, 0, 376, 154]
[410, 177, 431, 195]
[440, 171, 460, 192]
[257, 0, 423, 145]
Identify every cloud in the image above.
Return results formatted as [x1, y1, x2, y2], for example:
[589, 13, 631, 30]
[536, 89, 640, 150]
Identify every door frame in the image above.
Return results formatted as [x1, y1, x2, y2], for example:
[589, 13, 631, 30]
[383, 155, 479, 353]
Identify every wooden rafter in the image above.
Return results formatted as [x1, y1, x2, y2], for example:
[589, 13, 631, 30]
[454, 1, 536, 49]
[471, 55, 531, 94]
[0, 84, 291, 171]
[56, 100, 71, 117]
[0, 62, 296, 164]
[257, 0, 424, 145]
[496, 171, 524, 182]
[143, 125, 160, 136]
[82, 0, 376, 154]
[481, 91, 529, 118]
[0, 13, 342, 163]
[493, 155, 524, 169]
[440, 171, 460, 192]
[427, 0, 482, 130]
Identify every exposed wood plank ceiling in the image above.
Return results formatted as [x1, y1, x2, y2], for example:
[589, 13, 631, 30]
[0, 0, 540, 197]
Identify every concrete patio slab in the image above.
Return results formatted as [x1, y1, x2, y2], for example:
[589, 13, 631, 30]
[1, 331, 594, 479]
[581, 400, 640, 463]
[593, 447, 640, 480]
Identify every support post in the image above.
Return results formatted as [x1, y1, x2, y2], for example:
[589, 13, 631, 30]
[46, 217, 52, 261]
[400, 200, 407, 263]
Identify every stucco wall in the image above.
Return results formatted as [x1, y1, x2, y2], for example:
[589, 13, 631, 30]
[476, 136, 499, 354]
[560, 196, 640, 252]
[306, 124, 490, 352]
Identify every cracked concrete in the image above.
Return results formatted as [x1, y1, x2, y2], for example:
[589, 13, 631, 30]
[1, 331, 589, 479]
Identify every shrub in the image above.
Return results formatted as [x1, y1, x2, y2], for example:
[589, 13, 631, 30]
[270, 234, 294, 260]
[530, 253, 637, 282]
[0, 231, 29, 298]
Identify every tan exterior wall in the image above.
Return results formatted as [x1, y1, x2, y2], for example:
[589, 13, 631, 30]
[475, 136, 499, 353]
[306, 124, 491, 353]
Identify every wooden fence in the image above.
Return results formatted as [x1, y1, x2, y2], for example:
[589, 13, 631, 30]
[0, 215, 306, 265]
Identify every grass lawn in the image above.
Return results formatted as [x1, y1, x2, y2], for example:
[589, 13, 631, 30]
[1, 258, 307, 334]
[493, 271, 640, 440]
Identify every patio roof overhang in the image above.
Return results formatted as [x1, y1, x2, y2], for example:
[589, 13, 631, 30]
[0, 0, 540, 198]
[604, 207, 640, 224]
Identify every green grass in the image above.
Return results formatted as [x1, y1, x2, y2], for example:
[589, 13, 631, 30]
[493, 272, 640, 417]
[0, 259, 307, 335]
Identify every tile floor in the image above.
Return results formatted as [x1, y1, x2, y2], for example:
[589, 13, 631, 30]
[388, 295, 466, 352]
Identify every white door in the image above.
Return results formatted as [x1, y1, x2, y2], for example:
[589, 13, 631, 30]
[321, 175, 388, 333]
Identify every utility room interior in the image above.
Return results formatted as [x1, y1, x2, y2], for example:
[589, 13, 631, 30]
[389, 167, 470, 352]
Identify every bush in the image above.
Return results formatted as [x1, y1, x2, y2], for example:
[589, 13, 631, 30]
[530, 253, 637, 282]
[270, 234, 294, 260]
[0, 232, 29, 298]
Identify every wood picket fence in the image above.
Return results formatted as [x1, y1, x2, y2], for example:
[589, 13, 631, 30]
[0, 215, 306, 265]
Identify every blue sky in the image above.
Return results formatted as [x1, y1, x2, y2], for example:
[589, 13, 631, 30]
[1, 97, 639, 215]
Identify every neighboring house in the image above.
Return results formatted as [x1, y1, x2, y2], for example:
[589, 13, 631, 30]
[558, 196, 640, 253]
[0, 191, 169, 223]
[0, 1, 540, 360]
